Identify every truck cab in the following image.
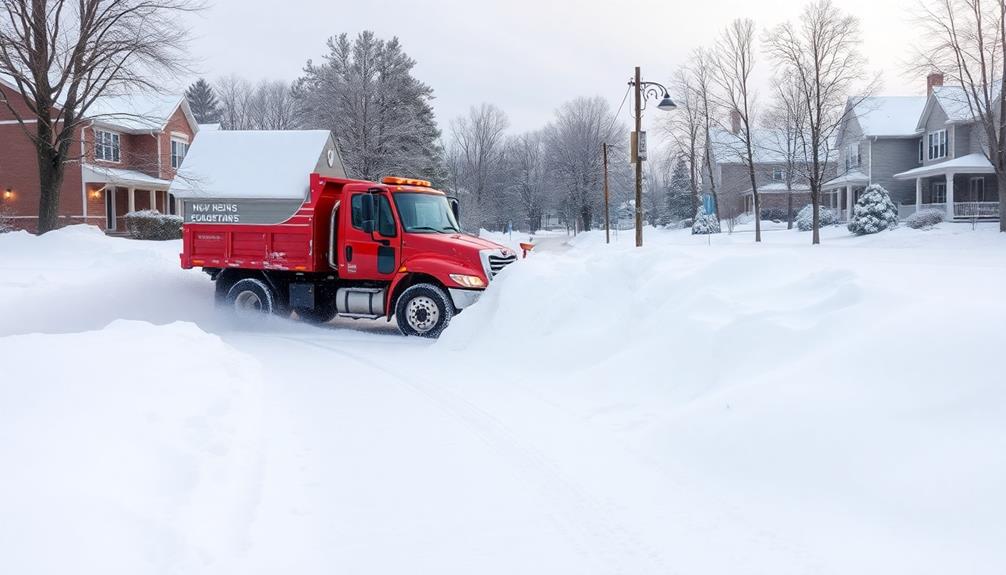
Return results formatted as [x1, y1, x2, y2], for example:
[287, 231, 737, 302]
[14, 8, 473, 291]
[181, 174, 517, 337]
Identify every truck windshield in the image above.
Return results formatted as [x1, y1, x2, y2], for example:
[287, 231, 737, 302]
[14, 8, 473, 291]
[393, 192, 461, 233]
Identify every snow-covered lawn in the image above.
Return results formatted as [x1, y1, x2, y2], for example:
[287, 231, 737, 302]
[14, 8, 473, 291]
[1, 222, 1004, 574]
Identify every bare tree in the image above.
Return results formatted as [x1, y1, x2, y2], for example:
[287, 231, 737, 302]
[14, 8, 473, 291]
[693, 48, 723, 220]
[762, 72, 810, 229]
[449, 103, 510, 231]
[248, 80, 297, 130]
[667, 65, 704, 217]
[766, 0, 875, 244]
[215, 75, 255, 130]
[915, 0, 1006, 232]
[715, 18, 763, 241]
[0, 0, 201, 233]
[544, 96, 625, 232]
[506, 132, 549, 232]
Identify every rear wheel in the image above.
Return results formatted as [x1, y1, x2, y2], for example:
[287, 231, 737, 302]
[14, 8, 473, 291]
[226, 278, 276, 318]
[395, 283, 454, 338]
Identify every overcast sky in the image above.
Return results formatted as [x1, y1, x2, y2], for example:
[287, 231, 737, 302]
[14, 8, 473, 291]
[184, 0, 923, 134]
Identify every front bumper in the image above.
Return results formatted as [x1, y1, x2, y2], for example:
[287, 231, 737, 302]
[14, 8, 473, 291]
[448, 288, 483, 310]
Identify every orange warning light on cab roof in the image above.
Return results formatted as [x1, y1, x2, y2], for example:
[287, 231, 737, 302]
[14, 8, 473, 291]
[382, 176, 432, 188]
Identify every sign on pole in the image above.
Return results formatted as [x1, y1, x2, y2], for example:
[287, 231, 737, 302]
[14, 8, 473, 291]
[630, 131, 647, 164]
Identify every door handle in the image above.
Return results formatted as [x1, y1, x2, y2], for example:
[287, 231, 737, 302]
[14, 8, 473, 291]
[377, 239, 390, 246]
[345, 245, 353, 262]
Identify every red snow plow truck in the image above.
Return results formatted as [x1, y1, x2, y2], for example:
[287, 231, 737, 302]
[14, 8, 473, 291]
[180, 173, 516, 337]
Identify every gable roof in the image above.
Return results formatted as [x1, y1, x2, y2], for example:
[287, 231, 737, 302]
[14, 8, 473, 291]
[168, 130, 347, 200]
[849, 96, 927, 137]
[0, 74, 194, 133]
[86, 92, 197, 134]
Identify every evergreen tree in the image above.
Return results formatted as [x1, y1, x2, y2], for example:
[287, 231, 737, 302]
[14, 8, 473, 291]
[847, 184, 898, 235]
[293, 31, 442, 182]
[666, 158, 694, 223]
[185, 79, 222, 124]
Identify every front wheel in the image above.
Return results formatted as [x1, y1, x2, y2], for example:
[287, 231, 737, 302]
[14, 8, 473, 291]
[395, 283, 454, 338]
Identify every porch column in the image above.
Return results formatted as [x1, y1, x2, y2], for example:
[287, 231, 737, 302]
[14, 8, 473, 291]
[846, 185, 854, 218]
[945, 172, 955, 220]
[915, 178, 923, 212]
[128, 187, 136, 213]
[149, 190, 156, 211]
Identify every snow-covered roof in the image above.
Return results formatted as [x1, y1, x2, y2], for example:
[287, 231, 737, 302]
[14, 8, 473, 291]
[740, 182, 811, 195]
[710, 128, 795, 164]
[83, 164, 171, 189]
[822, 170, 869, 189]
[932, 86, 975, 123]
[86, 92, 195, 134]
[169, 130, 347, 200]
[199, 123, 221, 132]
[893, 153, 994, 179]
[850, 96, 927, 137]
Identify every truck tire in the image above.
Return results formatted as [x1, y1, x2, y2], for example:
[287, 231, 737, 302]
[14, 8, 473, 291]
[226, 278, 277, 317]
[395, 283, 454, 338]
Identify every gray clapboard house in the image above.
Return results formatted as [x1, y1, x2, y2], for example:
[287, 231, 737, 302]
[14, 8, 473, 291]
[823, 92, 928, 221]
[892, 82, 1001, 220]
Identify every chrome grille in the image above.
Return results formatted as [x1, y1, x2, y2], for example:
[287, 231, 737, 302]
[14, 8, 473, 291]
[487, 253, 517, 278]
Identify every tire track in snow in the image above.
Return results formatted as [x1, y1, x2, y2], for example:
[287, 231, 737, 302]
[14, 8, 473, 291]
[248, 332, 673, 575]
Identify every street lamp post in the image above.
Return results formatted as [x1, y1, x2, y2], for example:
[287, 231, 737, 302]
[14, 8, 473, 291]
[628, 66, 676, 247]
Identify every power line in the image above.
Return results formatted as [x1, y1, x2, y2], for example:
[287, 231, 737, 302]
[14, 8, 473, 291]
[605, 84, 631, 140]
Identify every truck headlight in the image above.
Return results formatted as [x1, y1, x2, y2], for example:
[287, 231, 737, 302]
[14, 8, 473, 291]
[450, 274, 486, 288]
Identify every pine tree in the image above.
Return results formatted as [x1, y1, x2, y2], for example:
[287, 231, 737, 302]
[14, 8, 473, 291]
[185, 79, 222, 124]
[293, 31, 442, 182]
[666, 158, 694, 223]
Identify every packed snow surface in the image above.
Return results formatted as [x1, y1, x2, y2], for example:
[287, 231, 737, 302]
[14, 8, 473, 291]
[1, 223, 1004, 574]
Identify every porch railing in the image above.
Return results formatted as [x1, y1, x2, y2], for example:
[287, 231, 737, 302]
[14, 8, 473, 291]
[898, 202, 1000, 221]
[954, 201, 1000, 219]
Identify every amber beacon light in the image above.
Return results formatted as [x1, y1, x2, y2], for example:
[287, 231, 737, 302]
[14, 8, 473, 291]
[382, 176, 432, 188]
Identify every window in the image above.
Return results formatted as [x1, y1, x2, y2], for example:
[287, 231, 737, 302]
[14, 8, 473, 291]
[927, 129, 947, 160]
[918, 139, 924, 163]
[170, 139, 188, 168]
[392, 192, 461, 233]
[375, 195, 397, 237]
[932, 182, 947, 204]
[94, 129, 120, 162]
[771, 167, 785, 181]
[351, 194, 365, 229]
[970, 177, 985, 201]
[845, 142, 860, 169]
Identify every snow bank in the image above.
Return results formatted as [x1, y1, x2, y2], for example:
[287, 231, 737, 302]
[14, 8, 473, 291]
[0, 320, 265, 575]
[0, 225, 212, 337]
[442, 223, 1006, 573]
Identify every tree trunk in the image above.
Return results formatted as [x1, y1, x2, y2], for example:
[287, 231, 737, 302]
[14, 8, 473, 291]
[786, 191, 794, 230]
[747, 162, 761, 242]
[999, 176, 1006, 233]
[35, 120, 67, 234]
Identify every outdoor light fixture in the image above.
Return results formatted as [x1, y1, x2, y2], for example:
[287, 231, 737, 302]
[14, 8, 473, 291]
[627, 67, 676, 247]
[2, 188, 12, 200]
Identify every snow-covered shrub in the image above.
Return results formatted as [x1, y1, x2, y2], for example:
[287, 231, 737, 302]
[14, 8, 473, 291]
[906, 208, 945, 229]
[760, 207, 787, 222]
[795, 204, 838, 231]
[124, 210, 182, 240]
[847, 184, 898, 235]
[0, 207, 13, 233]
[691, 207, 720, 235]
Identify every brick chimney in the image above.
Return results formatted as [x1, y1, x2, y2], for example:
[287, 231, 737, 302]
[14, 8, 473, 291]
[730, 109, 742, 134]
[927, 72, 944, 96]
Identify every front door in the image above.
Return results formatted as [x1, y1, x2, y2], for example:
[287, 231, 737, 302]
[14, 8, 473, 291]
[341, 191, 400, 280]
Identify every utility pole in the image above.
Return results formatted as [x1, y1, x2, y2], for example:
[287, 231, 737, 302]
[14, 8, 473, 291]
[603, 142, 610, 244]
[633, 66, 643, 247]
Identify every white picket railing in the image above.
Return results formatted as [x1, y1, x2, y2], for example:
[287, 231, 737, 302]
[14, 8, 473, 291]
[954, 201, 1000, 219]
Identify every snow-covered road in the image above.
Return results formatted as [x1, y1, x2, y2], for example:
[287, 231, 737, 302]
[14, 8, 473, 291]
[2, 223, 1004, 574]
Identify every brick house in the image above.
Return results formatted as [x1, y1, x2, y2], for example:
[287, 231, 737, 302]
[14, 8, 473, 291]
[0, 77, 198, 232]
[704, 111, 834, 219]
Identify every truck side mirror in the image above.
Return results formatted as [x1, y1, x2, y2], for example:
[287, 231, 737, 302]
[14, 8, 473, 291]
[360, 194, 375, 233]
[449, 197, 460, 222]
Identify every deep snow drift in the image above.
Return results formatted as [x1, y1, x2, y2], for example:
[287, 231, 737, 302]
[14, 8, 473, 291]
[1, 223, 1004, 574]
